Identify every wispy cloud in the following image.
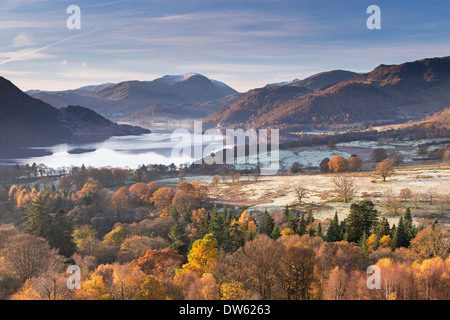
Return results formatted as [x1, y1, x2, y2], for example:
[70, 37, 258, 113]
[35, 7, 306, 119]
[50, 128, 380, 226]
[0, 28, 103, 65]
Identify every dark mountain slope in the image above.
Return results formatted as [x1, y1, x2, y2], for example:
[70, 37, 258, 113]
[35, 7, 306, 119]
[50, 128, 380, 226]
[0, 77, 149, 146]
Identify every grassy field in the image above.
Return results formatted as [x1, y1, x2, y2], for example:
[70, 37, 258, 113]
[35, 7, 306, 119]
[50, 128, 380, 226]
[206, 164, 450, 226]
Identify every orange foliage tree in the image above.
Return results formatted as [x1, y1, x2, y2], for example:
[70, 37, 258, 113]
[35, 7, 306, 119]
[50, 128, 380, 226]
[151, 187, 175, 217]
[328, 155, 348, 173]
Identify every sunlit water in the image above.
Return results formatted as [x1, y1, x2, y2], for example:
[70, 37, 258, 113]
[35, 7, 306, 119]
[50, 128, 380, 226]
[4, 129, 225, 169]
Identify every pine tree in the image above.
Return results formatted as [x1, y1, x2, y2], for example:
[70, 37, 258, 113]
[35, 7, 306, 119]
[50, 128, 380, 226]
[392, 217, 409, 250]
[287, 211, 299, 233]
[376, 217, 391, 238]
[50, 210, 76, 257]
[208, 207, 226, 247]
[344, 200, 378, 243]
[271, 223, 281, 240]
[259, 210, 275, 236]
[316, 222, 324, 239]
[403, 208, 416, 242]
[359, 232, 369, 257]
[298, 213, 307, 236]
[306, 209, 314, 225]
[23, 192, 52, 239]
[284, 205, 290, 219]
[325, 213, 341, 242]
[168, 207, 188, 256]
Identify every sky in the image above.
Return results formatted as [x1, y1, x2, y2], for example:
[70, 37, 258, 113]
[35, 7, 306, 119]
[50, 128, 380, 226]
[1, 0, 450, 92]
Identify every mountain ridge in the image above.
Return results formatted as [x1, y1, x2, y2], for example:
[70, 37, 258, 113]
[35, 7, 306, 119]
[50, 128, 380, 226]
[205, 56, 450, 129]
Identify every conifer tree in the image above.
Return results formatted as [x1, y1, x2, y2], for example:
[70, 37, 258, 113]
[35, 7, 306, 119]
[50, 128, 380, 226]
[23, 192, 52, 239]
[325, 213, 341, 242]
[359, 232, 369, 257]
[316, 222, 324, 239]
[298, 213, 307, 236]
[287, 211, 299, 233]
[376, 217, 391, 238]
[306, 209, 314, 225]
[344, 200, 378, 243]
[271, 223, 281, 240]
[50, 209, 76, 257]
[392, 217, 409, 250]
[259, 210, 275, 236]
[168, 207, 188, 256]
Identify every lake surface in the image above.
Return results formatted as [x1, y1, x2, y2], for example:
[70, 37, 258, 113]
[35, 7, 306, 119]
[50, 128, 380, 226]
[0, 128, 224, 169]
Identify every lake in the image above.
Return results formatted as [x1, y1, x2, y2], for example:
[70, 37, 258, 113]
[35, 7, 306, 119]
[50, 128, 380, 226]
[0, 128, 224, 169]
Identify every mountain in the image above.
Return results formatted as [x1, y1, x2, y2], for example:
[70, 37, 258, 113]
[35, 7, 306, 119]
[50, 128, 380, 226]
[205, 57, 450, 129]
[89, 73, 237, 114]
[0, 77, 149, 146]
[264, 70, 358, 89]
[265, 79, 302, 87]
[28, 73, 238, 119]
[120, 92, 245, 126]
[28, 83, 115, 96]
[294, 70, 359, 91]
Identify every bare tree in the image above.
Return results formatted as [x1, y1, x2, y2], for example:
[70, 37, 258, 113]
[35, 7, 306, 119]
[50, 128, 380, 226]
[232, 172, 241, 184]
[293, 186, 308, 206]
[399, 188, 413, 203]
[0, 234, 60, 281]
[333, 176, 355, 203]
[387, 196, 403, 215]
[178, 169, 186, 182]
[212, 175, 220, 187]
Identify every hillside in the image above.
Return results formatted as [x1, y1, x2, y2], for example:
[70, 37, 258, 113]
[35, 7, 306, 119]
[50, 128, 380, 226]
[205, 56, 450, 129]
[0, 77, 149, 146]
[121, 92, 245, 125]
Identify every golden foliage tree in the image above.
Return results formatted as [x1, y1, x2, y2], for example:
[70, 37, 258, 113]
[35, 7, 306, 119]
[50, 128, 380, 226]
[183, 234, 218, 276]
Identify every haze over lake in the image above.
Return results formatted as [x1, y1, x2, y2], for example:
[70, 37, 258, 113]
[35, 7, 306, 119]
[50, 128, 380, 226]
[1, 129, 224, 169]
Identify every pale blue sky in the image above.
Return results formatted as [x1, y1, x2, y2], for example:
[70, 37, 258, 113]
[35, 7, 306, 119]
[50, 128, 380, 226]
[1, 0, 449, 92]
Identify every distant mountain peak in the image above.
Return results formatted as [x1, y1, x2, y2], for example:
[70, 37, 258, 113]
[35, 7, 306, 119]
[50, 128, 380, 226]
[265, 79, 302, 87]
[154, 73, 204, 84]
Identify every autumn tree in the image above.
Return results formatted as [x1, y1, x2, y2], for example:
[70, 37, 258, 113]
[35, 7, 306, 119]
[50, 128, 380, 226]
[103, 224, 127, 247]
[111, 186, 130, 212]
[279, 243, 316, 300]
[131, 248, 183, 282]
[319, 158, 330, 173]
[134, 275, 166, 300]
[328, 155, 348, 173]
[348, 156, 363, 172]
[377, 159, 395, 182]
[73, 225, 99, 256]
[410, 222, 449, 260]
[236, 235, 284, 299]
[220, 281, 246, 300]
[183, 234, 218, 276]
[151, 187, 176, 217]
[0, 234, 60, 281]
[77, 180, 101, 206]
[323, 266, 348, 300]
